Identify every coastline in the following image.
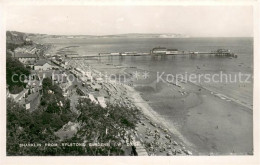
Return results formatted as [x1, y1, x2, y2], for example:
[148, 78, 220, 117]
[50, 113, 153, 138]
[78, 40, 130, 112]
[65, 52, 253, 155]
[43, 37, 253, 155]
[125, 84, 195, 150]
[100, 59, 252, 154]
[67, 59, 194, 155]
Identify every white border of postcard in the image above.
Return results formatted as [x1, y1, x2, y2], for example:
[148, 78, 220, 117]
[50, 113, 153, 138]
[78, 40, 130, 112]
[0, 0, 259, 165]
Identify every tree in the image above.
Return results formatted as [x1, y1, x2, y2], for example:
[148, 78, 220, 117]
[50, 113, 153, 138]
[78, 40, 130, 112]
[6, 55, 30, 94]
[75, 98, 140, 155]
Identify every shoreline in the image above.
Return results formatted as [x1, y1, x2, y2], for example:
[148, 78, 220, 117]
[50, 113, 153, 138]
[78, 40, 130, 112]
[48, 41, 253, 155]
[67, 59, 194, 155]
[91, 60, 252, 154]
[66, 55, 253, 155]
[125, 84, 195, 150]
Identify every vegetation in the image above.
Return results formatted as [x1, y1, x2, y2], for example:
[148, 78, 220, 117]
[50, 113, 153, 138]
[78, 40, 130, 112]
[7, 90, 140, 155]
[7, 98, 61, 155]
[40, 78, 77, 130]
[6, 42, 32, 52]
[73, 98, 140, 155]
[6, 34, 32, 94]
[7, 78, 77, 155]
[6, 51, 30, 94]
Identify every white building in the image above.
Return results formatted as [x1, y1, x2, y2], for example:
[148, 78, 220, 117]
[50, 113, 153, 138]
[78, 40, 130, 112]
[88, 94, 98, 104]
[25, 38, 31, 42]
[14, 51, 38, 65]
[34, 60, 53, 71]
[96, 77, 103, 84]
[97, 96, 107, 108]
[166, 49, 178, 55]
[151, 47, 167, 54]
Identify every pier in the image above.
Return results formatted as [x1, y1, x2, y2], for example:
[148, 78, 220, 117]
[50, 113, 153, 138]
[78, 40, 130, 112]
[65, 48, 237, 59]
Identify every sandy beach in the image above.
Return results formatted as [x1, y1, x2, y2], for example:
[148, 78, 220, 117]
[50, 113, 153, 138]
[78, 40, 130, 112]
[67, 59, 194, 155]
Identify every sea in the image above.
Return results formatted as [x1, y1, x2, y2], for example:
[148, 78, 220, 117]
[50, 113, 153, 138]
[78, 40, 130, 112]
[42, 37, 253, 155]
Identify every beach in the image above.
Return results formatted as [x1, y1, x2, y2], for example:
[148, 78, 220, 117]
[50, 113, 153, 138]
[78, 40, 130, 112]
[65, 59, 194, 155]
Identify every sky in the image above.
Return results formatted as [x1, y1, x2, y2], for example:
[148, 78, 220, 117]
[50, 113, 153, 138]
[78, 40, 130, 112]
[6, 6, 253, 37]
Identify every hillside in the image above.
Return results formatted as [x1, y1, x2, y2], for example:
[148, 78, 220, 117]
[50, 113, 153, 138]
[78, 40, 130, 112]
[6, 31, 189, 41]
[6, 31, 28, 44]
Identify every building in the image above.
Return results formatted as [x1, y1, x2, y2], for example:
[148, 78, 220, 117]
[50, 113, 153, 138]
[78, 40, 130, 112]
[76, 87, 88, 96]
[34, 59, 53, 71]
[151, 47, 167, 54]
[14, 46, 39, 64]
[151, 47, 179, 55]
[60, 80, 72, 97]
[215, 49, 236, 57]
[52, 72, 68, 84]
[110, 52, 120, 55]
[25, 38, 31, 42]
[24, 92, 40, 112]
[216, 49, 231, 53]
[88, 94, 98, 104]
[166, 49, 178, 55]
[26, 80, 43, 94]
[95, 77, 103, 84]
[14, 51, 38, 65]
[97, 96, 107, 108]
[31, 70, 56, 80]
[64, 61, 69, 66]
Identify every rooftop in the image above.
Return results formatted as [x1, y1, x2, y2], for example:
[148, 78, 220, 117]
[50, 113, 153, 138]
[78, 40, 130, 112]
[167, 49, 178, 51]
[14, 52, 37, 58]
[152, 47, 167, 50]
[31, 70, 61, 78]
[35, 59, 51, 66]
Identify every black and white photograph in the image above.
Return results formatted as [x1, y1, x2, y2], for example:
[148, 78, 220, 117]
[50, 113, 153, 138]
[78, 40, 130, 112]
[0, 0, 259, 164]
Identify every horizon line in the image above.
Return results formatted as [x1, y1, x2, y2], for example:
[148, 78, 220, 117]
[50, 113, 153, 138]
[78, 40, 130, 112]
[6, 30, 253, 38]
